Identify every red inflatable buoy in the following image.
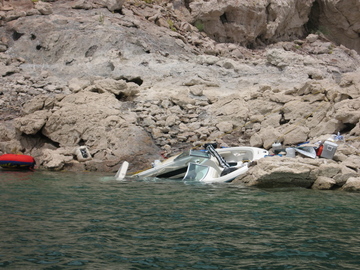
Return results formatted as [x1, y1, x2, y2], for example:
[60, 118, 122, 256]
[0, 154, 36, 170]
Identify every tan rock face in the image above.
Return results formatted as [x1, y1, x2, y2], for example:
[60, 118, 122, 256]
[188, 0, 312, 45]
[341, 177, 360, 192]
[315, 0, 360, 54]
[1, 0, 33, 11]
[0, 0, 359, 180]
[234, 155, 359, 190]
[11, 88, 161, 171]
[187, 0, 360, 53]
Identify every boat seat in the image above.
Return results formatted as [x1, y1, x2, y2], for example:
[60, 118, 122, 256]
[220, 152, 242, 167]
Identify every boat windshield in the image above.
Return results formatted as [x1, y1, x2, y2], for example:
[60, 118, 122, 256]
[183, 163, 209, 181]
[174, 149, 210, 161]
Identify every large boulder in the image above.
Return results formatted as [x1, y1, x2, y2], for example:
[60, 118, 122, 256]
[234, 156, 319, 188]
[315, 0, 360, 54]
[13, 87, 161, 171]
[72, 0, 124, 12]
[100, 0, 125, 12]
[188, 0, 313, 46]
[233, 155, 358, 190]
[187, 0, 360, 53]
[341, 177, 360, 192]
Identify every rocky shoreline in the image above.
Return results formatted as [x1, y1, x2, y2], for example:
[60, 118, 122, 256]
[0, 0, 359, 190]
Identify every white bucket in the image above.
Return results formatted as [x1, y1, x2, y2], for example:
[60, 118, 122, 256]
[272, 142, 282, 151]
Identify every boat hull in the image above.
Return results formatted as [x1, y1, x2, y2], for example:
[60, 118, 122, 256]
[116, 146, 268, 183]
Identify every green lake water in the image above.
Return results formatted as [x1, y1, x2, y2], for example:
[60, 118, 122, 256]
[1, 170, 360, 269]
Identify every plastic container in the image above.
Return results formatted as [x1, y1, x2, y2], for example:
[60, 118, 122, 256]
[320, 141, 337, 159]
[286, 148, 296, 158]
[272, 142, 282, 151]
[75, 146, 92, 161]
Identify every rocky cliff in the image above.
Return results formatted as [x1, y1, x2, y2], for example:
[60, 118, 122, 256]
[0, 0, 359, 189]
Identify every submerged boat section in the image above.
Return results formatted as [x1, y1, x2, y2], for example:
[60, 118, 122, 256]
[115, 146, 269, 183]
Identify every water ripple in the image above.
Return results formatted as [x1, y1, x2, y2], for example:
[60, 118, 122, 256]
[1, 172, 360, 269]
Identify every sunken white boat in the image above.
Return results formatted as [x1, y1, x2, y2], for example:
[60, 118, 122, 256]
[115, 144, 269, 183]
